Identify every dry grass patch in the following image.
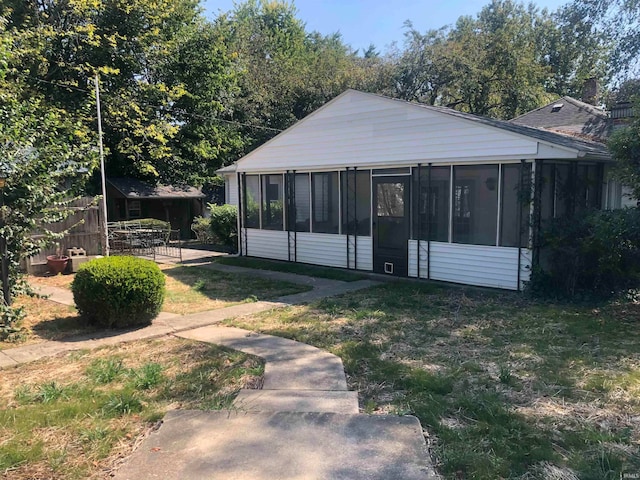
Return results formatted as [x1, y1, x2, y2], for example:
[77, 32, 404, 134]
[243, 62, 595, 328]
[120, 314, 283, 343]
[0, 338, 263, 479]
[227, 283, 640, 479]
[0, 296, 90, 349]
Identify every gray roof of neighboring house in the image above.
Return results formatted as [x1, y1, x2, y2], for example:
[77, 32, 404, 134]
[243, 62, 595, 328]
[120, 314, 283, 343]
[509, 96, 610, 142]
[107, 178, 205, 199]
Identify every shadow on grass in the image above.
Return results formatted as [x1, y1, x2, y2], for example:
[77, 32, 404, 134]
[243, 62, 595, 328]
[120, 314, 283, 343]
[215, 256, 368, 282]
[30, 315, 148, 343]
[162, 265, 310, 307]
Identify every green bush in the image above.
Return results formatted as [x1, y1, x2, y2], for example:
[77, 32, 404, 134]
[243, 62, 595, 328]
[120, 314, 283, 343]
[209, 204, 238, 251]
[527, 208, 640, 298]
[191, 216, 214, 243]
[71, 256, 165, 328]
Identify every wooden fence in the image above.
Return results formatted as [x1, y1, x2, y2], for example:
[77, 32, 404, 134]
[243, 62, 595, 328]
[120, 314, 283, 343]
[25, 197, 102, 273]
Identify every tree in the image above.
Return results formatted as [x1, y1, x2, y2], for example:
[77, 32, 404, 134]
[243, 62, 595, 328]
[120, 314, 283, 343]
[388, 0, 611, 119]
[4, 0, 237, 187]
[216, 1, 381, 153]
[564, 0, 640, 77]
[0, 17, 97, 330]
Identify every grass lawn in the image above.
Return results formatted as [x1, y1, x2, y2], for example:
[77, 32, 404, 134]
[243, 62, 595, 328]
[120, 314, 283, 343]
[216, 256, 368, 282]
[0, 338, 263, 479]
[2, 264, 308, 348]
[226, 281, 640, 479]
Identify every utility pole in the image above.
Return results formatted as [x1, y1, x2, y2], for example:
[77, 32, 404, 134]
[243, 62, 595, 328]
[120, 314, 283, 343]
[95, 73, 110, 256]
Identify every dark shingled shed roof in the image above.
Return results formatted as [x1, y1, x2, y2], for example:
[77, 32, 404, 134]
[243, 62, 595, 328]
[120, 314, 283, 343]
[107, 178, 205, 199]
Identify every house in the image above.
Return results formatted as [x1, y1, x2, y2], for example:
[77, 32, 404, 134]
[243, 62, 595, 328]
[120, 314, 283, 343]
[106, 178, 205, 239]
[219, 89, 615, 290]
[510, 96, 636, 209]
[509, 95, 611, 142]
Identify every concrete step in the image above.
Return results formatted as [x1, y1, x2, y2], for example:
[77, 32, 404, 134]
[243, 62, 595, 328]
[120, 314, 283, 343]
[112, 410, 438, 480]
[234, 389, 359, 414]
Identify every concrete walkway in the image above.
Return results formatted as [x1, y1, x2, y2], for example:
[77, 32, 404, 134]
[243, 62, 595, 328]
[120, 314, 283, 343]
[115, 325, 438, 479]
[3, 265, 438, 479]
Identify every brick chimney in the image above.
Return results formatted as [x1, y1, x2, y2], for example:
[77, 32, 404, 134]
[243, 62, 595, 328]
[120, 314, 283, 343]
[582, 77, 598, 105]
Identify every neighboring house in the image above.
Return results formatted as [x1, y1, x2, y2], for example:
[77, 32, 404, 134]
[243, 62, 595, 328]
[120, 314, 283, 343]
[510, 95, 610, 142]
[107, 178, 205, 239]
[219, 89, 614, 290]
[510, 96, 637, 209]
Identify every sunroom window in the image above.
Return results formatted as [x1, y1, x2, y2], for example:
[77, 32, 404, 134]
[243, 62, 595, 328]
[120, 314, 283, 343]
[500, 164, 531, 247]
[262, 174, 284, 230]
[244, 175, 260, 228]
[341, 169, 371, 236]
[452, 165, 499, 246]
[292, 173, 311, 232]
[312, 172, 339, 234]
[412, 166, 450, 242]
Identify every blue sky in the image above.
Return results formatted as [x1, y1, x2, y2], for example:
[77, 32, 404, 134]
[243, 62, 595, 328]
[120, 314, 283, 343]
[202, 0, 571, 54]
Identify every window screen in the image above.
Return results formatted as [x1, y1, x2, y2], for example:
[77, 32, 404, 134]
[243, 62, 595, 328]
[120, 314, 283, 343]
[453, 165, 499, 246]
[341, 170, 371, 236]
[312, 172, 339, 234]
[412, 166, 450, 242]
[244, 175, 260, 228]
[500, 164, 531, 247]
[262, 174, 283, 230]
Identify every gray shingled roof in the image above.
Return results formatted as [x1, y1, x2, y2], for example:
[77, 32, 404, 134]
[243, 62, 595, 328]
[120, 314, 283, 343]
[108, 178, 205, 199]
[509, 96, 610, 141]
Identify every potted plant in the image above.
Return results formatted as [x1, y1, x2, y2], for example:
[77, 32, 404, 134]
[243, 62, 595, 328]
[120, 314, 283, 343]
[46, 243, 69, 275]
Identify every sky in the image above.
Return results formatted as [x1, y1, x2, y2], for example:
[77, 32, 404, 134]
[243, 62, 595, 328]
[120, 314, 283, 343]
[202, 0, 572, 54]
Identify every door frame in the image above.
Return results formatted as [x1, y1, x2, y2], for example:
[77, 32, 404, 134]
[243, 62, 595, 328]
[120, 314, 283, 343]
[372, 175, 411, 276]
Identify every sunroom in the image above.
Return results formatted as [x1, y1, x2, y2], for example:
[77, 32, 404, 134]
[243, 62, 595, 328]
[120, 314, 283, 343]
[221, 90, 611, 290]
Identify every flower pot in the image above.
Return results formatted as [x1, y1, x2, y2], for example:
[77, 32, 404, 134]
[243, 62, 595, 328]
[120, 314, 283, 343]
[46, 255, 69, 275]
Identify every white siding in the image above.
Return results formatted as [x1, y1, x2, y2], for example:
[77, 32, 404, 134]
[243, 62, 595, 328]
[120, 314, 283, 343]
[348, 236, 373, 271]
[225, 174, 238, 206]
[407, 240, 428, 278]
[245, 229, 289, 261]
[430, 242, 529, 290]
[295, 232, 347, 268]
[242, 232, 374, 271]
[236, 91, 563, 173]
[408, 241, 531, 290]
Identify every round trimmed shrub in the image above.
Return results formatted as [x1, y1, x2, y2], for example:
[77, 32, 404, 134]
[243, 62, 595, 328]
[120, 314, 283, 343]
[71, 256, 165, 328]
